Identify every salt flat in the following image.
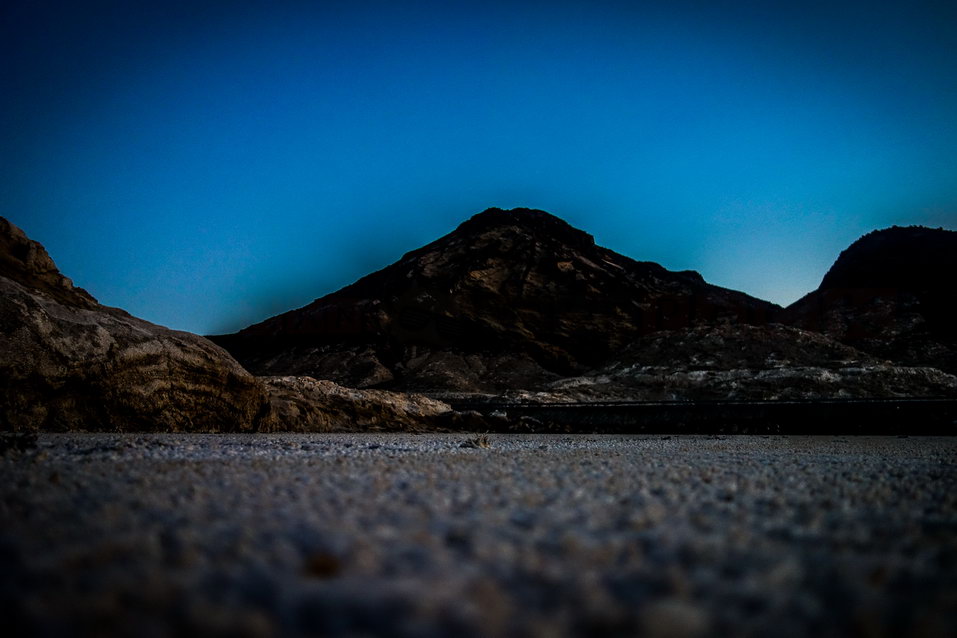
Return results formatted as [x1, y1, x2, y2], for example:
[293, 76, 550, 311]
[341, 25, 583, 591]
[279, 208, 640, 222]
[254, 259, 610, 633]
[2, 434, 955, 637]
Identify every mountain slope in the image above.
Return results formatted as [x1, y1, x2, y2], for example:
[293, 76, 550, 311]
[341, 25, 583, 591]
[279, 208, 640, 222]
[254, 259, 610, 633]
[214, 208, 779, 391]
[529, 323, 956, 402]
[781, 226, 957, 373]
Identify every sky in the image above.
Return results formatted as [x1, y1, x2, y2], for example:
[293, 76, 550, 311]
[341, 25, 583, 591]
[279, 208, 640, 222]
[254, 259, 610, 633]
[3, 0, 956, 334]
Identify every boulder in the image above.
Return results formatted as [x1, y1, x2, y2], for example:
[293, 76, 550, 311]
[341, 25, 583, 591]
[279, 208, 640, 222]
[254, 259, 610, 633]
[0, 217, 273, 432]
[263, 376, 452, 432]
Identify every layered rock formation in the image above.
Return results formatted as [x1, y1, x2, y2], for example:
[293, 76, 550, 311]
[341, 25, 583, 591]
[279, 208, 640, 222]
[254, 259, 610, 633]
[263, 376, 452, 432]
[0, 217, 273, 432]
[214, 208, 778, 392]
[782, 226, 957, 373]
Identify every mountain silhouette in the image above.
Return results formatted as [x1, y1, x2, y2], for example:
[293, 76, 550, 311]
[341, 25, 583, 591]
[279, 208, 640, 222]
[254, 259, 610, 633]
[782, 225, 957, 373]
[213, 208, 778, 391]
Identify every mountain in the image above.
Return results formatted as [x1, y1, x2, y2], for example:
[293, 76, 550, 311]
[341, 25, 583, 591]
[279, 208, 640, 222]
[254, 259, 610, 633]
[0, 216, 525, 434]
[0, 217, 273, 432]
[782, 226, 957, 373]
[213, 207, 779, 392]
[4, 212, 953, 433]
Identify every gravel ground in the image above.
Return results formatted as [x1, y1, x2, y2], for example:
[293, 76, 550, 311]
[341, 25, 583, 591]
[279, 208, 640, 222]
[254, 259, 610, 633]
[1, 434, 956, 637]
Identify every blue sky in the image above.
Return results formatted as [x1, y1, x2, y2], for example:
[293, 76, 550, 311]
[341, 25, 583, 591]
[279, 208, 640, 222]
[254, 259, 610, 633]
[3, 0, 956, 333]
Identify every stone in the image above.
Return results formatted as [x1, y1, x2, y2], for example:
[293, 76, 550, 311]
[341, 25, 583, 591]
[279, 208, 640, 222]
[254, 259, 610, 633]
[0, 217, 273, 432]
[262, 376, 452, 432]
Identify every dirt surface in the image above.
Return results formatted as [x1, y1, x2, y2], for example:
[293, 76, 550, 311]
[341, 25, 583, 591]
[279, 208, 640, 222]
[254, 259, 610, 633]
[2, 434, 956, 637]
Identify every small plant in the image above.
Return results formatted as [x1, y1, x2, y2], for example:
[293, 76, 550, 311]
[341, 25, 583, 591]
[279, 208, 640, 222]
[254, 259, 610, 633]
[460, 434, 491, 449]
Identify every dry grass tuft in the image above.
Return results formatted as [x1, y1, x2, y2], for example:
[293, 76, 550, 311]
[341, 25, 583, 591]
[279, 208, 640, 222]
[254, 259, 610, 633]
[460, 434, 491, 449]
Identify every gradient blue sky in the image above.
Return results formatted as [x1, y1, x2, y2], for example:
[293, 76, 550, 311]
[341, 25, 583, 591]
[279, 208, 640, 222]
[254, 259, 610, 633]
[3, 0, 956, 334]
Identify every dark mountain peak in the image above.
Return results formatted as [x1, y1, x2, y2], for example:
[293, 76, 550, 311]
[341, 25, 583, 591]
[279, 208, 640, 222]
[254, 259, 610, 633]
[783, 224, 957, 373]
[217, 207, 778, 391]
[820, 225, 957, 290]
[452, 207, 596, 250]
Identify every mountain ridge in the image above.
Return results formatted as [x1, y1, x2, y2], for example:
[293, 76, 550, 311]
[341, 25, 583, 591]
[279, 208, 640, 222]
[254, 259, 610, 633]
[782, 224, 957, 373]
[213, 208, 957, 399]
[238, 208, 726, 336]
[215, 207, 779, 391]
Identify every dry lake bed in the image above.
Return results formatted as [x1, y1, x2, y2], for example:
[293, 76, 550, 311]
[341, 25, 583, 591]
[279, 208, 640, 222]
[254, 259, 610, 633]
[1, 433, 955, 637]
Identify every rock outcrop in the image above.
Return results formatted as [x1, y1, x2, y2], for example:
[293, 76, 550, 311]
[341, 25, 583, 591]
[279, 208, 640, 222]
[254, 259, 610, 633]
[213, 208, 779, 392]
[263, 376, 452, 432]
[0, 218, 98, 308]
[782, 226, 957, 373]
[0, 217, 273, 432]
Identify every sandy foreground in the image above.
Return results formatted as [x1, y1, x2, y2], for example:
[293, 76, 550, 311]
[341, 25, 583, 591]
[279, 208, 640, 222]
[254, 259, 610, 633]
[1, 434, 955, 637]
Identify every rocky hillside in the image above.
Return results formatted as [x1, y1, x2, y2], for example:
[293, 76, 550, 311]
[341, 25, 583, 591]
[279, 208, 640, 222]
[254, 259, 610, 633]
[0, 217, 518, 433]
[518, 324, 957, 402]
[4, 213, 953, 432]
[782, 226, 957, 373]
[0, 217, 273, 432]
[263, 376, 453, 432]
[213, 208, 778, 392]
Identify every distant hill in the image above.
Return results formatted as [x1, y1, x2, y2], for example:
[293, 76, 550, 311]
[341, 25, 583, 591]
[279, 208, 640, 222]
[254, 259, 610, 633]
[526, 323, 955, 402]
[782, 226, 957, 373]
[212, 208, 778, 392]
